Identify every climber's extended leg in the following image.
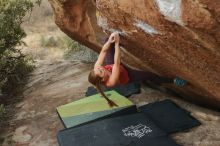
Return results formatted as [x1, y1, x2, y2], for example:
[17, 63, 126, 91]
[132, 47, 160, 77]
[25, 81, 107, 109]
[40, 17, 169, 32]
[124, 66, 187, 86]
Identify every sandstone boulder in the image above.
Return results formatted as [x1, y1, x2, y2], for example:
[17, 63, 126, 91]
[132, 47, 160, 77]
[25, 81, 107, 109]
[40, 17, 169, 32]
[48, 0, 220, 109]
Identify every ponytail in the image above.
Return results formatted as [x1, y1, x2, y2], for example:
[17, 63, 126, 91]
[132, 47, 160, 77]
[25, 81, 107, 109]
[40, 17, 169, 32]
[88, 70, 117, 107]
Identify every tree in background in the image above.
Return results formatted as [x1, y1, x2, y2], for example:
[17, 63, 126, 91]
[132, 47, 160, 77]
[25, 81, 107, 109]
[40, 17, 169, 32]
[0, 0, 37, 95]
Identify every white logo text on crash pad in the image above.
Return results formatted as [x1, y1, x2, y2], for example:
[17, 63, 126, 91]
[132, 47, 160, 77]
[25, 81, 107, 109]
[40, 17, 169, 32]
[122, 124, 152, 138]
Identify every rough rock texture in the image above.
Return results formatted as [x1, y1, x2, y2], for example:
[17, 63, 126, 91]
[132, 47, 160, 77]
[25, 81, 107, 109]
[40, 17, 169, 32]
[48, 0, 220, 109]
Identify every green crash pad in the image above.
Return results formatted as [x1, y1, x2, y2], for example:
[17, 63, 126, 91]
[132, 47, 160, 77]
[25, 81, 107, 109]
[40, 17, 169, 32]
[57, 90, 136, 128]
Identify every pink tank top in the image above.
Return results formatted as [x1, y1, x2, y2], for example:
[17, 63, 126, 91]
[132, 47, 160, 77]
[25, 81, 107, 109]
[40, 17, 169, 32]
[103, 64, 129, 86]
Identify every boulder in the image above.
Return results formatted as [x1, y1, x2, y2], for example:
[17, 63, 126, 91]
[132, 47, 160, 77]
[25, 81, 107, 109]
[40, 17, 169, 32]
[48, 0, 220, 109]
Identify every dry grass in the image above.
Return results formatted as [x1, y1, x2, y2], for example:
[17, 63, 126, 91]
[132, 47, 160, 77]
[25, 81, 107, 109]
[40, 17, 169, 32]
[21, 0, 98, 62]
[21, 0, 66, 60]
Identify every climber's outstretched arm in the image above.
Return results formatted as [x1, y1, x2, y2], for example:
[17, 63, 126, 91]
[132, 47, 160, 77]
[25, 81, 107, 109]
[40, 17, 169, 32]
[94, 33, 116, 68]
[106, 33, 121, 87]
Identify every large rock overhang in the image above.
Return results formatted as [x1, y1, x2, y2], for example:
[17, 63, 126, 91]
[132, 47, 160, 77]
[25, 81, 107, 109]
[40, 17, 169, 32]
[48, 0, 220, 110]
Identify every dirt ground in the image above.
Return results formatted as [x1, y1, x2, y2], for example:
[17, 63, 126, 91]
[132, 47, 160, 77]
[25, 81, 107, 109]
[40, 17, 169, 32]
[1, 60, 93, 146]
[0, 0, 220, 146]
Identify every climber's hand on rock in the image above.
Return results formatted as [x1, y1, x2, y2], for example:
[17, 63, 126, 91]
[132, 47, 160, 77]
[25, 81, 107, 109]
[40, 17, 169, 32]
[114, 32, 120, 45]
[108, 33, 116, 43]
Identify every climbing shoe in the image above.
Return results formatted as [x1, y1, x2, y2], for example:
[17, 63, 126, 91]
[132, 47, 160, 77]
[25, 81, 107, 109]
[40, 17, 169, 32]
[174, 77, 187, 87]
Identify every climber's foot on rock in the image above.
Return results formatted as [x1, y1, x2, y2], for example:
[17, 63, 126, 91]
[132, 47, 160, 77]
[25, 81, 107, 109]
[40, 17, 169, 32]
[174, 77, 187, 87]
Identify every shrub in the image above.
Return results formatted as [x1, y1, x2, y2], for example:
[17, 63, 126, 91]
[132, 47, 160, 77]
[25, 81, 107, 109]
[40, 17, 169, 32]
[63, 36, 88, 56]
[0, 0, 36, 94]
[40, 36, 58, 48]
[0, 104, 5, 117]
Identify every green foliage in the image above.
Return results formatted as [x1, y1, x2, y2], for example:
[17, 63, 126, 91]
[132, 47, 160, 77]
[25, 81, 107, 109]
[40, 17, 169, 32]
[40, 36, 59, 48]
[0, 104, 5, 117]
[0, 0, 35, 94]
[65, 37, 82, 52]
[0, 52, 35, 93]
[0, 0, 33, 53]
[63, 36, 85, 57]
[40, 35, 87, 57]
[58, 36, 98, 61]
[35, 0, 42, 6]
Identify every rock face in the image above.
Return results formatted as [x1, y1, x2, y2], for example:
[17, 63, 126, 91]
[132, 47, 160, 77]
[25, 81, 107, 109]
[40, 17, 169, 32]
[48, 0, 220, 109]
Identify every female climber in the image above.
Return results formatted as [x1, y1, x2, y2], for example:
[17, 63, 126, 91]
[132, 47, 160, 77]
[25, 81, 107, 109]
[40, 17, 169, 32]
[88, 32, 186, 106]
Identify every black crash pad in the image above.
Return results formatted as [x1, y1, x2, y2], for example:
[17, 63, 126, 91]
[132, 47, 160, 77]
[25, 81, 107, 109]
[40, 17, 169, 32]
[57, 113, 179, 146]
[139, 99, 201, 134]
[85, 82, 141, 97]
